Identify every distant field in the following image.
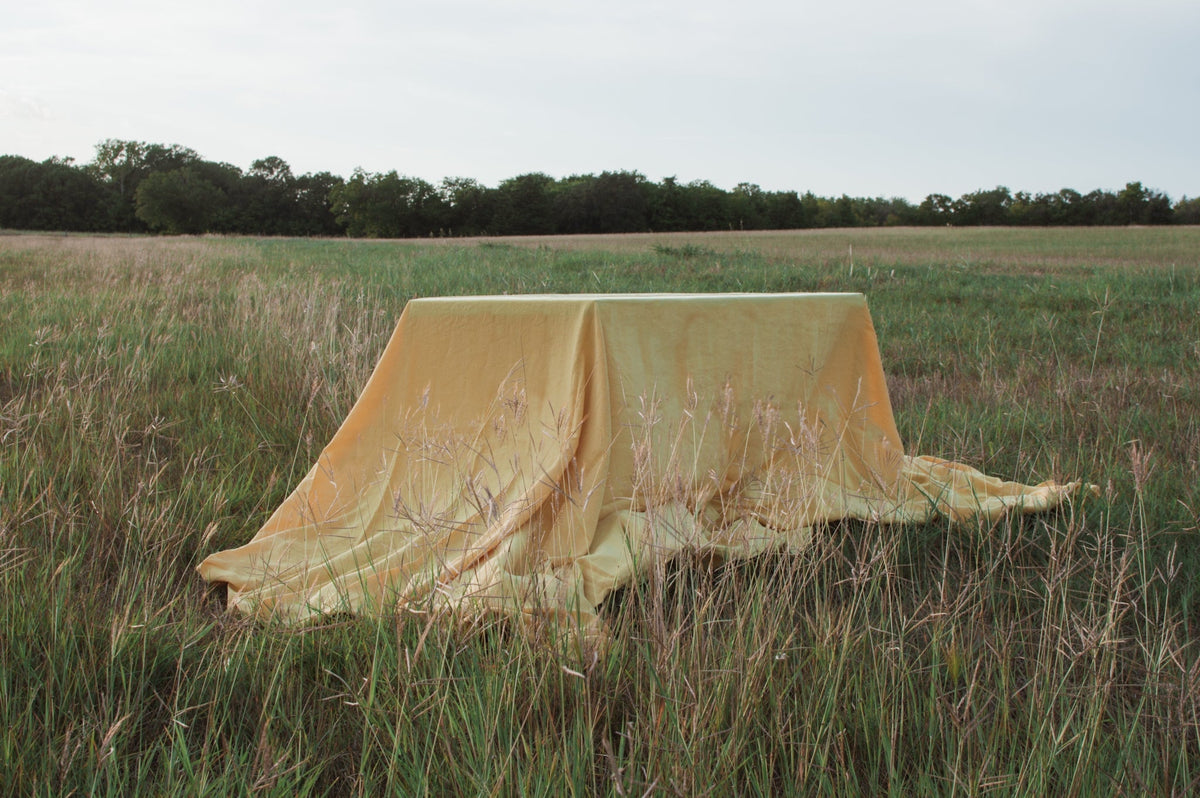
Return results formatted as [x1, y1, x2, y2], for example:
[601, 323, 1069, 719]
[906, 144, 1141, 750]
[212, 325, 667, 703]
[418, 225, 1200, 268]
[1, 227, 1198, 794]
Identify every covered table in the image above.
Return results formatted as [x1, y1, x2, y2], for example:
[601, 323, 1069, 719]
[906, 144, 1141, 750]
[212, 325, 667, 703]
[198, 294, 1082, 629]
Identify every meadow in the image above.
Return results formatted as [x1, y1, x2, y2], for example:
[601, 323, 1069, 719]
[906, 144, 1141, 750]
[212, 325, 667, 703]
[1, 226, 1198, 795]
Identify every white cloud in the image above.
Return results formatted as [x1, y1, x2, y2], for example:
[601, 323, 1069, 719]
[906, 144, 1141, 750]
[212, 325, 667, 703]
[0, 90, 55, 122]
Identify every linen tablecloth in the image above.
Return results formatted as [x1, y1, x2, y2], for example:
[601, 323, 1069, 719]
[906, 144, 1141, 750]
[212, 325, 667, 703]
[198, 294, 1082, 628]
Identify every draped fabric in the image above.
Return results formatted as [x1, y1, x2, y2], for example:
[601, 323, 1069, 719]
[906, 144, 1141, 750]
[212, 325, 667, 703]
[198, 294, 1084, 629]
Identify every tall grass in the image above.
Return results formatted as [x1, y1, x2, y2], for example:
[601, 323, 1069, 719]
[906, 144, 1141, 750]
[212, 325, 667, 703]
[1, 229, 1198, 794]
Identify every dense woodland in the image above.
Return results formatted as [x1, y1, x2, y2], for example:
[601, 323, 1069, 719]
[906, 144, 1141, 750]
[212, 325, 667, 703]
[2, 139, 1197, 237]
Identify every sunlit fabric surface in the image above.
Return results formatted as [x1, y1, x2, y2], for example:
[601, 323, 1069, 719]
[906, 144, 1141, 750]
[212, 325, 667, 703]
[198, 294, 1084, 629]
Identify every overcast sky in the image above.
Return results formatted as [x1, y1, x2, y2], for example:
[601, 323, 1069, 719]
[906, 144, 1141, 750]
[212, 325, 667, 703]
[2, 0, 1197, 201]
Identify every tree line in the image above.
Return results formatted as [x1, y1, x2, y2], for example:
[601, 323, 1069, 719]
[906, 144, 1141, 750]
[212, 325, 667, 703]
[2, 139, 1197, 237]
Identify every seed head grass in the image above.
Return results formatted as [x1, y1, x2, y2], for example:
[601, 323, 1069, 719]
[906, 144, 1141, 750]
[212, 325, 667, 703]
[0, 229, 1198, 794]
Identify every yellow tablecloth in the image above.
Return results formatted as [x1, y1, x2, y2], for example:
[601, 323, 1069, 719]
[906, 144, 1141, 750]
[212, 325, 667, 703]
[198, 294, 1083, 629]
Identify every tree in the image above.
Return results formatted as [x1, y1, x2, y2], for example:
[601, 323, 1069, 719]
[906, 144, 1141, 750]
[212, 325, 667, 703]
[3, 137, 1187, 234]
[857, 196, 913, 227]
[883, 197, 919, 226]
[591, 171, 650, 233]
[646, 176, 687, 232]
[492, 173, 557, 235]
[87, 139, 205, 230]
[0, 155, 108, 231]
[551, 171, 649, 234]
[242, 156, 299, 235]
[1009, 191, 1047, 226]
[1144, 188, 1173, 225]
[1082, 188, 1119, 225]
[916, 194, 954, 225]
[1174, 196, 1200, 225]
[551, 174, 595, 234]
[761, 190, 805, 229]
[88, 139, 147, 199]
[440, 177, 494, 236]
[951, 186, 1012, 226]
[814, 195, 856, 228]
[134, 167, 226, 234]
[799, 192, 821, 228]
[329, 169, 446, 238]
[679, 180, 731, 230]
[1047, 188, 1085, 225]
[1117, 181, 1172, 225]
[249, 156, 294, 183]
[292, 171, 344, 236]
[729, 183, 767, 230]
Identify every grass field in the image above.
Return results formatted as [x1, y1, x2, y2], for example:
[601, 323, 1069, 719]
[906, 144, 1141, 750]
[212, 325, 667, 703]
[1, 227, 1198, 794]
